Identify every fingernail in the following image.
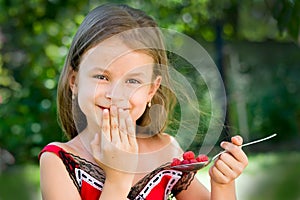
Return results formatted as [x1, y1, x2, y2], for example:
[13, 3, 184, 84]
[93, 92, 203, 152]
[103, 108, 109, 114]
[220, 141, 227, 149]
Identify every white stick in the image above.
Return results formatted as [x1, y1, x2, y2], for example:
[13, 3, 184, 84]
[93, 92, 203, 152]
[241, 133, 277, 147]
[212, 133, 277, 161]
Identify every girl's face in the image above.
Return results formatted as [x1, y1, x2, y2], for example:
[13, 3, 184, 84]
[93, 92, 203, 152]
[70, 38, 161, 131]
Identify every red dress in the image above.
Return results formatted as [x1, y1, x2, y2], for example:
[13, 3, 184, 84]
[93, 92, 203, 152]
[39, 144, 196, 200]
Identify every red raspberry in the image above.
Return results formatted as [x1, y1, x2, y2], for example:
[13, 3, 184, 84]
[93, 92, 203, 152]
[170, 158, 181, 166]
[183, 151, 195, 160]
[181, 159, 190, 165]
[189, 159, 198, 163]
[196, 154, 209, 162]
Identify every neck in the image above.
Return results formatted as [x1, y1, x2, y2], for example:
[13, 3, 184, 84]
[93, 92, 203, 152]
[77, 128, 96, 160]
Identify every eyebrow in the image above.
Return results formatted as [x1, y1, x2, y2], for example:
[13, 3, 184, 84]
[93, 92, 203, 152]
[126, 71, 148, 78]
[89, 67, 106, 72]
[90, 67, 149, 78]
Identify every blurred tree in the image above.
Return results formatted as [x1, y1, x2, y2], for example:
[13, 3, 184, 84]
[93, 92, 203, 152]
[266, 0, 300, 43]
[0, 0, 299, 164]
[0, 0, 92, 163]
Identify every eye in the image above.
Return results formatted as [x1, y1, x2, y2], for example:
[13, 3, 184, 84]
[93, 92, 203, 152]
[126, 79, 141, 84]
[93, 74, 108, 81]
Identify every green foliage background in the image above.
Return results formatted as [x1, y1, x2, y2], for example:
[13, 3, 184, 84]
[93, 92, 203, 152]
[0, 0, 300, 165]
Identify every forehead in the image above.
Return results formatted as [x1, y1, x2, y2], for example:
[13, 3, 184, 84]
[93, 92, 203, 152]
[80, 38, 154, 73]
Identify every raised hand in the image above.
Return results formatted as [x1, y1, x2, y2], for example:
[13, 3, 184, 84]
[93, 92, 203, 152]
[90, 105, 139, 176]
[209, 135, 248, 185]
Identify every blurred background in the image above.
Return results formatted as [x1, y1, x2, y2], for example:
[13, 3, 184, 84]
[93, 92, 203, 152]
[0, 0, 299, 199]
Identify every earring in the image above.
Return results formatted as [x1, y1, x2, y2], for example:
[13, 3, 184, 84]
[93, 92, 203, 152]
[147, 101, 152, 108]
[72, 94, 75, 100]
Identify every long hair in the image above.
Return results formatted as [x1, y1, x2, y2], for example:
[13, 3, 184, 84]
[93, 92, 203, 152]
[57, 4, 176, 139]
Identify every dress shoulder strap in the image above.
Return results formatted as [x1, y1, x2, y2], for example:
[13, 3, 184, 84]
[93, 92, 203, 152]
[38, 144, 67, 160]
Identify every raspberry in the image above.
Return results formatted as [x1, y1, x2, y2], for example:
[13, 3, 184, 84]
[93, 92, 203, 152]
[183, 151, 195, 160]
[170, 158, 181, 166]
[189, 159, 198, 163]
[181, 159, 190, 165]
[196, 154, 209, 162]
[170, 151, 209, 168]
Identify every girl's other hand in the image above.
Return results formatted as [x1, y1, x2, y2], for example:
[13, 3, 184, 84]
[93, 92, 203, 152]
[209, 135, 248, 185]
[90, 105, 138, 180]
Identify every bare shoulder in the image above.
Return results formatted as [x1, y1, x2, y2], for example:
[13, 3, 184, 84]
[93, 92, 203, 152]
[159, 133, 183, 158]
[161, 133, 182, 149]
[158, 133, 172, 143]
[39, 141, 70, 176]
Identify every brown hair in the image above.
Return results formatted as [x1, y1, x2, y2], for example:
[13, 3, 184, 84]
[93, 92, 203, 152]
[57, 3, 176, 139]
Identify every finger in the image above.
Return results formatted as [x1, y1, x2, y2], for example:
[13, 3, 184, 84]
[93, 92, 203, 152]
[209, 165, 230, 184]
[118, 108, 128, 144]
[101, 109, 111, 141]
[125, 111, 137, 147]
[110, 105, 120, 143]
[221, 142, 248, 164]
[214, 157, 236, 179]
[219, 153, 246, 177]
[231, 135, 243, 146]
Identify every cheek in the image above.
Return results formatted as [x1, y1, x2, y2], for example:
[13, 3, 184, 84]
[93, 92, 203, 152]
[76, 83, 98, 115]
[129, 88, 149, 120]
[76, 85, 105, 130]
[76, 91, 92, 120]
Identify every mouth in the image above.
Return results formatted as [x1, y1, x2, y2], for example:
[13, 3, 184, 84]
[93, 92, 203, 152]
[98, 105, 110, 111]
[97, 105, 130, 111]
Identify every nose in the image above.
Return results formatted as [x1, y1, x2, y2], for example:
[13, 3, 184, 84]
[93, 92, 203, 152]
[105, 81, 127, 105]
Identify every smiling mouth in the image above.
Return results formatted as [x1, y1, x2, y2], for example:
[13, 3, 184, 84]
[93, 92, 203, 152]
[98, 106, 110, 111]
[98, 105, 130, 111]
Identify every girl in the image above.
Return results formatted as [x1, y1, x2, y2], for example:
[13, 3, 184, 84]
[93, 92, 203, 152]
[39, 3, 248, 200]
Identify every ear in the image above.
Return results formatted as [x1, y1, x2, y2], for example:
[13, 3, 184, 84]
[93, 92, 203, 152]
[147, 76, 161, 101]
[69, 70, 78, 94]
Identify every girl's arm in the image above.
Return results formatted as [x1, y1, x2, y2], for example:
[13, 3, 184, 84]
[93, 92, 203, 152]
[39, 152, 81, 200]
[175, 178, 210, 200]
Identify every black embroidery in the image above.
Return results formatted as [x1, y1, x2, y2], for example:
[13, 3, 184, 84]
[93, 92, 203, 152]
[73, 155, 105, 183]
[59, 151, 81, 192]
[57, 151, 196, 199]
[128, 162, 197, 199]
[171, 170, 197, 196]
[58, 150, 105, 192]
